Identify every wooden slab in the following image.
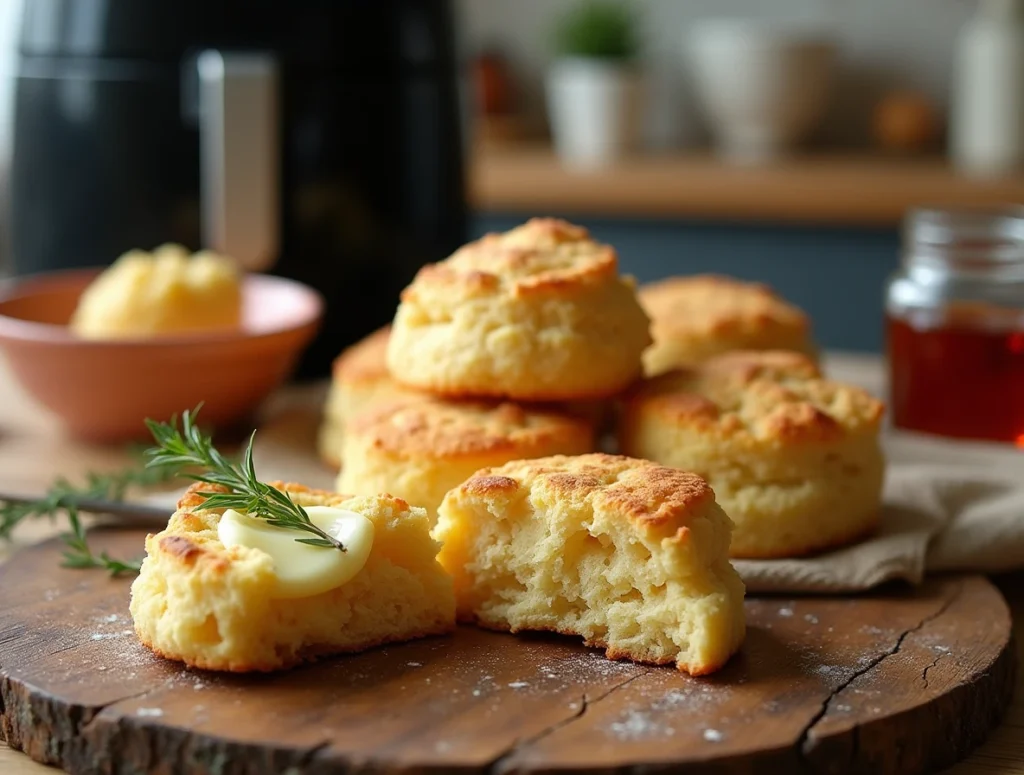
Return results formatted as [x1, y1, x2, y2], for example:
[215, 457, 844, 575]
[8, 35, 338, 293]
[0, 530, 1015, 775]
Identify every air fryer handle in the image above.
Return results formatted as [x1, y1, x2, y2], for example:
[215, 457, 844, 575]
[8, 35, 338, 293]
[196, 50, 279, 272]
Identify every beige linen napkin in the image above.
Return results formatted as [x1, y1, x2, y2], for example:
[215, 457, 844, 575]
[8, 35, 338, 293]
[737, 432, 1024, 593]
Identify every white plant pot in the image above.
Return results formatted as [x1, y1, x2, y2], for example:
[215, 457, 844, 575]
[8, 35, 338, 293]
[687, 21, 836, 164]
[546, 58, 641, 169]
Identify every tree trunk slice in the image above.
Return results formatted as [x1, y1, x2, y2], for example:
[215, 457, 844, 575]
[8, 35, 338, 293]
[0, 530, 1015, 775]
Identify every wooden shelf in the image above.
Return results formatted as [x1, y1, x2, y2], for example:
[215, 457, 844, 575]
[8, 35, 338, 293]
[468, 145, 1024, 227]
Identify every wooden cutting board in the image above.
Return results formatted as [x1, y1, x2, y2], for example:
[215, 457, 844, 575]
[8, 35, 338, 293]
[0, 529, 1014, 775]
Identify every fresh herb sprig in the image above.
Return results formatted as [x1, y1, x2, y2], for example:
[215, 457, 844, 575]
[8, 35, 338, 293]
[60, 506, 142, 576]
[0, 459, 178, 542]
[144, 408, 345, 551]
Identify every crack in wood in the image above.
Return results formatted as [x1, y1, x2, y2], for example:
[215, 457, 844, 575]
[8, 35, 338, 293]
[796, 579, 966, 770]
[76, 685, 178, 738]
[487, 670, 649, 774]
[920, 654, 946, 691]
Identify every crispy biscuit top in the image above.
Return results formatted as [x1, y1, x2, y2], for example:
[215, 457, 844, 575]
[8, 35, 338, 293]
[452, 453, 717, 532]
[402, 218, 621, 301]
[639, 275, 809, 342]
[331, 326, 391, 385]
[346, 399, 593, 460]
[628, 351, 883, 443]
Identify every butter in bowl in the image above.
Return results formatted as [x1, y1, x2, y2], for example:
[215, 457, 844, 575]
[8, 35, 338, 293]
[0, 245, 322, 441]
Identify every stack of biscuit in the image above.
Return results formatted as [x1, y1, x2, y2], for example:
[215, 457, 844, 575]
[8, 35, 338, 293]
[322, 217, 652, 518]
[318, 221, 885, 560]
[312, 217, 885, 674]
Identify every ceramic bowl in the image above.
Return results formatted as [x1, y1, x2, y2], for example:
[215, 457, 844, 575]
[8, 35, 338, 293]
[0, 269, 323, 441]
[687, 20, 836, 163]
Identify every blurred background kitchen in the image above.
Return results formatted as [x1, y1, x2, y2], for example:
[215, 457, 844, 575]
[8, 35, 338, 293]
[0, 0, 1020, 442]
[461, 0, 1024, 353]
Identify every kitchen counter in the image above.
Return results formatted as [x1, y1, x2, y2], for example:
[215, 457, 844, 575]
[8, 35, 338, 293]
[470, 145, 1024, 226]
[0, 354, 1021, 775]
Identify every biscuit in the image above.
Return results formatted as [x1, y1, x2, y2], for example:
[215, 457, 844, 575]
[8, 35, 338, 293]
[619, 351, 885, 558]
[638, 275, 815, 376]
[130, 482, 455, 672]
[434, 453, 746, 675]
[337, 399, 595, 519]
[317, 326, 419, 468]
[387, 218, 651, 400]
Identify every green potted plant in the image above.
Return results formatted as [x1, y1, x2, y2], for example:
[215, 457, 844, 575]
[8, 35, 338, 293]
[547, 1, 642, 167]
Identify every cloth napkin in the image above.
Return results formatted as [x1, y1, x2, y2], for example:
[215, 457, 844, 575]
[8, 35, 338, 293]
[737, 434, 1024, 593]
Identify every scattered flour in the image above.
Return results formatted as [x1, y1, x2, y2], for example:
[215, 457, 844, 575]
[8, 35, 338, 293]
[507, 681, 529, 689]
[606, 683, 729, 741]
[136, 708, 163, 718]
[89, 632, 129, 641]
[778, 607, 794, 618]
[610, 710, 667, 739]
[407, 662, 422, 667]
[804, 614, 819, 624]
[703, 728, 723, 742]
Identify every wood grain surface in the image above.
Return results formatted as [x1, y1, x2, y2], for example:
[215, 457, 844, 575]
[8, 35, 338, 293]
[469, 146, 1024, 226]
[0, 529, 1015, 775]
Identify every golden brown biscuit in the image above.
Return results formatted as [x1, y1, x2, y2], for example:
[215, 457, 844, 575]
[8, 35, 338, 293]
[434, 453, 746, 675]
[387, 218, 651, 400]
[130, 482, 455, 672]
[619, 351, 885, 558]
[317, 326, 421, 468]
[319, 326, 610, 467]
[638, 275, 816, 376]
[338, 399, 595, 519]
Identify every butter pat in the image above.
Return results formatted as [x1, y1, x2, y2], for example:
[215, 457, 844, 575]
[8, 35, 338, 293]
[70, 243, 242, 339]
[217, 506, 374, 599]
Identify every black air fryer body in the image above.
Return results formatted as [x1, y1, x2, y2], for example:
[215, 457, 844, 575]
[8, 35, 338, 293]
[9, 0, 466, 376]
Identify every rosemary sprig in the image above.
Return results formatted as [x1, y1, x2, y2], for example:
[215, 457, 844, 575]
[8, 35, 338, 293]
[0, 458, 178, 541]
[60, 505, 142, 576]
[144, 408, 345, 552]
[0, 451, 179, 575]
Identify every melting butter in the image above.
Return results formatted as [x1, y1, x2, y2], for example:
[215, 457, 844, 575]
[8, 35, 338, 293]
[217, 506, 374, 599]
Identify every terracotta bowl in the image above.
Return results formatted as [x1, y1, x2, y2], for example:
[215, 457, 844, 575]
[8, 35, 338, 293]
[0, 269, 323, 442]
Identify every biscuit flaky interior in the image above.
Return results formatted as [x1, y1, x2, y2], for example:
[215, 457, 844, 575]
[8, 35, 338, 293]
[130, 482, 455, 672]
[387, 218, 652, 400]
[338, 399, 595, 520]
[434, 453, 746, 675]
[620, 351, 885, 558]
[638, 275, 816, 376]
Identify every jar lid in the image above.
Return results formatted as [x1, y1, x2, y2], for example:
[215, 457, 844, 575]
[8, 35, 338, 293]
[905, 207, 1024, 276]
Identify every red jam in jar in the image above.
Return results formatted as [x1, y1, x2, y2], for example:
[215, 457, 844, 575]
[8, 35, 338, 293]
[885, 209, 1024, 444]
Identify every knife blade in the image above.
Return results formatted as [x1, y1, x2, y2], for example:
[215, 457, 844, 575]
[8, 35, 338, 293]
[0, 494, 172, 526]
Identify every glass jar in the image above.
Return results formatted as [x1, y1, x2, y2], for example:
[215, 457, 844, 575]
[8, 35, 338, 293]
[885, 207, 1024, 444]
